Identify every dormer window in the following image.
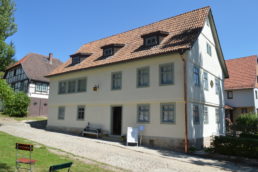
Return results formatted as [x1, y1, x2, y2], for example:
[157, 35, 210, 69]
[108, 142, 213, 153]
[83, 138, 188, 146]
[145, 36, 158, 46]
[101, 44, 125, 58]
[70, 53, 92, 66]
[141, 31, 169, 47]
[103, 47, 113, 57]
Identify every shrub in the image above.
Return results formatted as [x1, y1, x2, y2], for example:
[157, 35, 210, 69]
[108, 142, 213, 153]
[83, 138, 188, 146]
[240, 133, 258, 139]
[0, 79, 30, 117]
[212, 136, 258, 159]
[234, 114, 258, 134]
[4, 92, 30, 117]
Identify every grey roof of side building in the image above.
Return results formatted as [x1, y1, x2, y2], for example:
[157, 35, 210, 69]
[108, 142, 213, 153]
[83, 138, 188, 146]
[5, 53, 63, 83]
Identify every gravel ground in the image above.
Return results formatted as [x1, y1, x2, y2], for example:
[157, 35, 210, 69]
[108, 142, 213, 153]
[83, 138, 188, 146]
[0, 119, 257, 172]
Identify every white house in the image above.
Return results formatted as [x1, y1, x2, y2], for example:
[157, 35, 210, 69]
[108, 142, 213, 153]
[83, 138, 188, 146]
[224, 55, 258, 122]
[46, 6, 229, 151]
[4, 53, 62, 116]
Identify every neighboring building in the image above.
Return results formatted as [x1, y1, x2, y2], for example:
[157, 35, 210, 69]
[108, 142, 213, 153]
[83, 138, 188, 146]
[224, 55, 258, 122]
[46, 6, 228, 151]
[3, 53, 62, 116]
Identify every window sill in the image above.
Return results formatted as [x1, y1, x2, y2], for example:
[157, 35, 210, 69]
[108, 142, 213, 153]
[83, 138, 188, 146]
[160, 121, 175, 125]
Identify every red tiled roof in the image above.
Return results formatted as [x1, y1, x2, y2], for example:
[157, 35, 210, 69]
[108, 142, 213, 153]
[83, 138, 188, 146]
[47, 6, 211, 77]
[224, 55, 258, 90]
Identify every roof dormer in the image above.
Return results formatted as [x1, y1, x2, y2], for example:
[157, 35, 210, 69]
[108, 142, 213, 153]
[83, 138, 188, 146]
[141, 31, 169, 47]
[101, 44, 125, 58]
[70, 52, 92, 65]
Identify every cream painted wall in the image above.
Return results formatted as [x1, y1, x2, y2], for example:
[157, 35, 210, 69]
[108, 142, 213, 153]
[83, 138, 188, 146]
[186, 16, 225, 140]
[48, 54, 186, 138]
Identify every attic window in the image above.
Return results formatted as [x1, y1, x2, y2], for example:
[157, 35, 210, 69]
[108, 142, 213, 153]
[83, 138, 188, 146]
[103, 47, 113, 57]
[141, 31, 169, 47]
[70, 53, 92, 65]
[145, 36, 158, 46]
[101, 44, 125, 58]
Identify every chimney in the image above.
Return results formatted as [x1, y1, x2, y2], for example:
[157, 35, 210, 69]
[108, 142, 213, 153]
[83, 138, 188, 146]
[48, 53, 53, 64]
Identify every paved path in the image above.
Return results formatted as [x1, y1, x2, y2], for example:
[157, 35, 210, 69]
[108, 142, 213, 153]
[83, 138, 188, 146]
[0, 119, 257, 172]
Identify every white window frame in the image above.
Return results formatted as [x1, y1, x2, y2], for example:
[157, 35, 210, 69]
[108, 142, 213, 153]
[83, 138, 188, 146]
[160, 103, 176, 124]
[193, 105, 200, 125]
[193, 66, 200, 87]
[203, 106, 209, 124]
[159, 63, 174, 85]
[137, 67, 149, 88]
[77, 105, 85, 120]
[137, 104, 150, 123]
[111, 72, 122, 90]
[58, 106, 65, 120]
[206, 42, 212, 56]
[203, 72, 208, 90]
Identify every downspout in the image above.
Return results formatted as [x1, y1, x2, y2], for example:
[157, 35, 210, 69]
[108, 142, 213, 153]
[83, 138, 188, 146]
[180, 50, 189, 153]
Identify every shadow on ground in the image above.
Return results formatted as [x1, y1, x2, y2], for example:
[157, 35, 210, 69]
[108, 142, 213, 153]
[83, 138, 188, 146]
[157, 149, 258, 172]
[26, 120, 47, 129]
[0, 162, 13, 172]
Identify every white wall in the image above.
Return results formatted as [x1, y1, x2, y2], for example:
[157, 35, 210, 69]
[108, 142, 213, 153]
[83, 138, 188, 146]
[28, 83, 49, 99]
[186, 16, 225, 140]
[224, 89, 255, 108]
[48, 54, 186, 138]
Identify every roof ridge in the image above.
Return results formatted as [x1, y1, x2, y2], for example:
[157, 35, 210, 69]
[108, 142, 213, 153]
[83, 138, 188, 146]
[78, 6, 210, 51]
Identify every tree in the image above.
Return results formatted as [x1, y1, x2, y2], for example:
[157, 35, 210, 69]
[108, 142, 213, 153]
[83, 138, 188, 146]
[0, 0, 17, 72]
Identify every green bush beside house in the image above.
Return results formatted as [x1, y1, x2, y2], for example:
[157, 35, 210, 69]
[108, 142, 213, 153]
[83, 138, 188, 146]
[0, 79, 30, 117]
[210, 113, 258, 159]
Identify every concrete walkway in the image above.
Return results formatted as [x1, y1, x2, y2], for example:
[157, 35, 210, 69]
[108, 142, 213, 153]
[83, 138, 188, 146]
[0, 119, 257, 172]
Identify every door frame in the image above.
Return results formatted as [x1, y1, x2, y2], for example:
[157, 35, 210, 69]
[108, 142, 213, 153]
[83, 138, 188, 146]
[110, 105, 123, 136]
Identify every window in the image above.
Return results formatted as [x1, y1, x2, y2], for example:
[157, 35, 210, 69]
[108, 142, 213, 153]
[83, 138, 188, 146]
[160, 63, 174, 85]
[137, 104, 150, 123]
[35, 83, 48, 93]
[68, 80, 76, 93]
[111, 72, 122, 90]
[256, 90, 258, 99]
[204, 106, 209, 124]
[145, 36, 158, 46]
[241, 108, 248, 114]
[77, 78, 87, 92]
[72, 56, 80, 65]
[58, 81, 67, 94]
[137, 67, 149, 87]
[193, 66, 200, 86]
[77, 106, 85, 120]
[58, 106, 65, 120]
[161, 103, 175, 123]
[215, 108, 220, 123]
[193, 105, 200, 124]
[203, 72, 208, 90]
[215, 78, 220, 95]
[103, 48, 113, 57]
[207, 43, 212, 56]
[227, 91, 233, 99]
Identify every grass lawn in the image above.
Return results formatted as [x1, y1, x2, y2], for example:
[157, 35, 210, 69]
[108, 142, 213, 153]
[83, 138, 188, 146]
[0, 131, 113, 172]
[0, 113, 47, 121]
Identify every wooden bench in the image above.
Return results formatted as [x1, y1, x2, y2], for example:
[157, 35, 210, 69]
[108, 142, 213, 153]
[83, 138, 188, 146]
[81, 127, 101, 138]
[49, 162, 73, 172]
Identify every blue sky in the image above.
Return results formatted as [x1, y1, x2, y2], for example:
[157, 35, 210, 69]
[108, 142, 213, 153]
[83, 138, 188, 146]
[8, 0, 258, 62]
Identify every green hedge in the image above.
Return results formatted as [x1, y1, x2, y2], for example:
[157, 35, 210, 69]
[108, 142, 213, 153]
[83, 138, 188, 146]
[212, 136, 258, 159]
[240, 133, 258, 139]
[234, 114, 258, 134]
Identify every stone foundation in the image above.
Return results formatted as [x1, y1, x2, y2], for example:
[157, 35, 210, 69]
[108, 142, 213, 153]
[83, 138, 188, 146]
[188, 136, 213, 149]
[141, 136, 185, 151]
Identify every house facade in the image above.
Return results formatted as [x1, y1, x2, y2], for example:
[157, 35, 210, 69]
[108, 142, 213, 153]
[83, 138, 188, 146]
[224, 55, 258, 122]
[4, 53, 62, 116]
[47, 7, 228, 151]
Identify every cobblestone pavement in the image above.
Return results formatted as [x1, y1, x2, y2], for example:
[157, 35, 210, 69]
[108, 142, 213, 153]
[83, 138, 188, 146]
[0, 119, 257, 172]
